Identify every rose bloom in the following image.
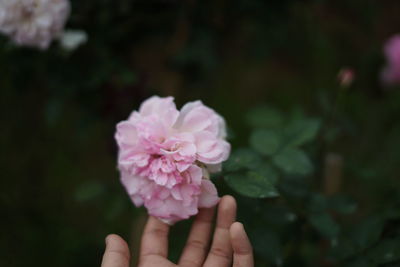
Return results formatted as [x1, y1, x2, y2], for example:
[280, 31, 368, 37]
[0, 0, 70, 49]
[382, 34, 400, 86]
[115, 96, 230, 224]
[337, 68, 355, 88]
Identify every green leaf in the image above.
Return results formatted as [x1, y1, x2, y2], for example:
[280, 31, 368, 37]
[272, 148, 313, 175]
[246, 106, 284, 128]
[368, 239, 400, 264]
[328, 195, 358, 214]
[309, 212, 340, 239]
[261, 204, 297, 225]
[350, 217, 384, 250]
[342, 258, 374, 267]
[224, 148, 263, 172]
[250, 129, 282, 156]
[284, 118, 321, 147]
[278, 177, 310, 199]
[253, 163, 279, 185]
[307, 193, 328, 213]
[225, 171, 279, 198]
[382, 208, 400, 220]
[328, 237, 359, 261]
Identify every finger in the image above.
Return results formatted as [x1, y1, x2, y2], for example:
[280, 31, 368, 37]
[203, 195, 237, 267]
[101, 234, 130, 267]
[230, 222, 254, 267]
[139, 216, 170, 259]
[178, 207, 216, 267]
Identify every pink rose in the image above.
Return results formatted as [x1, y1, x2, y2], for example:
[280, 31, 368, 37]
[115, 96, 230, 224]
[0, 0, 70, 50]
[382, 35, 400, 86]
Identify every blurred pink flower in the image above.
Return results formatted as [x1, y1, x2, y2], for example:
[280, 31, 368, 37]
[382, 34, 400, 85]
[0, 0, 70, 49]
[115, 96, 230, 224]
[338, 68, 355, 87]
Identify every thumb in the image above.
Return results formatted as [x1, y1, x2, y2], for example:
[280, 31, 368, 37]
[101, 234, 131, 267]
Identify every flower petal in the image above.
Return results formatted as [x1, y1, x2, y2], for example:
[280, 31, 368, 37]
[198, 180, 220, 208]
[139, 96, 179, 128]
[115, 121, 138, 147]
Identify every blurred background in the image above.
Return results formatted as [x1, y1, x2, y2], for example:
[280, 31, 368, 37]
[2, 0, 400, 266]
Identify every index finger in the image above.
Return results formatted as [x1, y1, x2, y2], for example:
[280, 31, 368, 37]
[139, 216, 170, 259]
[203, 195, 237, 267]
[178, 207, 216, 267]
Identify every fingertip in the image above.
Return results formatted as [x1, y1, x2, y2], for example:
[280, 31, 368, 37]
[230, 222, 252, 253]
[214, 195, 237, 229]
[221, 195, 236, 207]
[105, 234, 130, 254]
[230, 222, 254, 267]
[105, 234, 126, 244]
[230, 222, 243, 241]
[101, 234, 130, 267]
[230, 222, 244, 235]
[219, 195, 237, 215]
[105, 234, 116, 245]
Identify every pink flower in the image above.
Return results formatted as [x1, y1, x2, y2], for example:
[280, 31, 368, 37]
[337, 68, 355, 87]
[382, 35, 400, 86]
[115, 96, 230, 224]
[0, 0, 70, 50]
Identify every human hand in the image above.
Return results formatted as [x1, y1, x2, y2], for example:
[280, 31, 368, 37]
[101, 195, 253, 267]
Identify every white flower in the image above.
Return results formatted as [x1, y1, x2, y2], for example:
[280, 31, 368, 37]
[60, 29, 87, 51]
[0, 0, 70, 50]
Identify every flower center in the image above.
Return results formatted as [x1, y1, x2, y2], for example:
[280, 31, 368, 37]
[21, 1, 38, 20]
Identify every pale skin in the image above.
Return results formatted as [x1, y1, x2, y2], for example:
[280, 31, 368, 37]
[101, 195, 254, 267]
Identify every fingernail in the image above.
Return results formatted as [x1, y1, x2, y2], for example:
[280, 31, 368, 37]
[232, 222, 245, 233]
